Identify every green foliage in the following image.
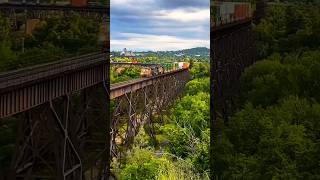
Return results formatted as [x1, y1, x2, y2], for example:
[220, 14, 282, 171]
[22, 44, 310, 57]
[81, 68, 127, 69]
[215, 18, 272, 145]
[254, 4, 320, 58]
[118, 147, 208, 180]
[0, 14, 100, 72]
[214, 3, 320, 179]
[171, 92, 210, 138]
[214, 97, 320, 179]
[111, 67, 141, 84]
[119, 148, 174, 180]
[189, 128, 210, 173]
[185, 78, 210, 96]
[0, 15, 10, 41]
[189, 62, 210, 79]
[26, 14, 99, 54]
[240, 50, 320, 107]
[161, 124, 192, 158]
[0, 41, 18, 71]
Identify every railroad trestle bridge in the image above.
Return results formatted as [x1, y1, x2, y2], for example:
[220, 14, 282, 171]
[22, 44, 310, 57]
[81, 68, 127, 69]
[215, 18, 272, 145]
[210, 2, 267, 178]
[110, 69, 190, 158]
[0, 52, 190, 179]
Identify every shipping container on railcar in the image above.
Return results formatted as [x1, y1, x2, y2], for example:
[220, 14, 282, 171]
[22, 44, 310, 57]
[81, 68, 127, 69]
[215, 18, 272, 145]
[211, 1, 253, 27]
[162, 63, 174, 72]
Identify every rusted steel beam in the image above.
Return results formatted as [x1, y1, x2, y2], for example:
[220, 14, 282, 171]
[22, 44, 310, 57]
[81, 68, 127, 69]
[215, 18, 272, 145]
[110, 69, 188, 99]
[0, 52, 109, 119]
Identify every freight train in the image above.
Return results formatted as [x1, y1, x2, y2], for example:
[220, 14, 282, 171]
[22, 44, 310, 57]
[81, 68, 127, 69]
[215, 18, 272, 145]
[140, 62, 190, 77]
[211, 1, 253, 26]
[0, 0, 107, 7]
[112, 61, 190, 78]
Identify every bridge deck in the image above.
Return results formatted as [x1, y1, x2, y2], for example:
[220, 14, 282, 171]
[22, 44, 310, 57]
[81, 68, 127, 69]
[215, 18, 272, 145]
[0, 52, 106, 92]
[0, 52, 108, 118]
[110, 69, 188, 99]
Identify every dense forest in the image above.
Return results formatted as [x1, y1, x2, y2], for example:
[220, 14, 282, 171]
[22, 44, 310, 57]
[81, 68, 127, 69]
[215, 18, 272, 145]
[213, 2, 320, 179]
[0, 14, 100, 72]
[110, 62, 210, 179]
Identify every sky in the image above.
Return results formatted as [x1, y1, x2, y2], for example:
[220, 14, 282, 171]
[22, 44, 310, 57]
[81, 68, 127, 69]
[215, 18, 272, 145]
[110, 0, 210, 52]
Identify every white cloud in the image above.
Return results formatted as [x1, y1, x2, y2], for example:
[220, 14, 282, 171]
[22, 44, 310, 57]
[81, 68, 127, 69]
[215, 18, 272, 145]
[111, 33, 209, 51]
[154, 8, 209, 23]
[110, 0, 210, 51]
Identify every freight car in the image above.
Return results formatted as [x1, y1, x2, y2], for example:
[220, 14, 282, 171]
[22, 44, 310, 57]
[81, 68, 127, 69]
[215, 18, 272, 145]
[0, 0, 107, 7]
[211, 1, 253, 27]
[140, 66, 164, 78]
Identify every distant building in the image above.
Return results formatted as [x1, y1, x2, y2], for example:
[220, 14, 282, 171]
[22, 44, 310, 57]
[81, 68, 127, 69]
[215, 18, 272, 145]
[120, 48, 135, 57]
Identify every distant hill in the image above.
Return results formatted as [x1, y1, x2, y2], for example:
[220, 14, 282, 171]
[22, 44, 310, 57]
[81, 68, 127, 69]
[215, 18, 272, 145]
[172, 47, 210, 56]
[140, 47, 209, 57]
[111, 47, 210, 58]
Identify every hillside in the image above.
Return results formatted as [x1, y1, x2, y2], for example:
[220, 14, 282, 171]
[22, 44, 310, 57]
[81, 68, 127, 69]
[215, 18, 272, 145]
[111, 47, 210, 59]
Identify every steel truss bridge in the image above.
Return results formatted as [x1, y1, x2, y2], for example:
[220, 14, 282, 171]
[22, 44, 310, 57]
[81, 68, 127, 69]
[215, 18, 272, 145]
[211, 0, 266, 123]
[110, 69, 190, 158]
[0, 52, 190, 179]
[210, 1, 266, 178]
